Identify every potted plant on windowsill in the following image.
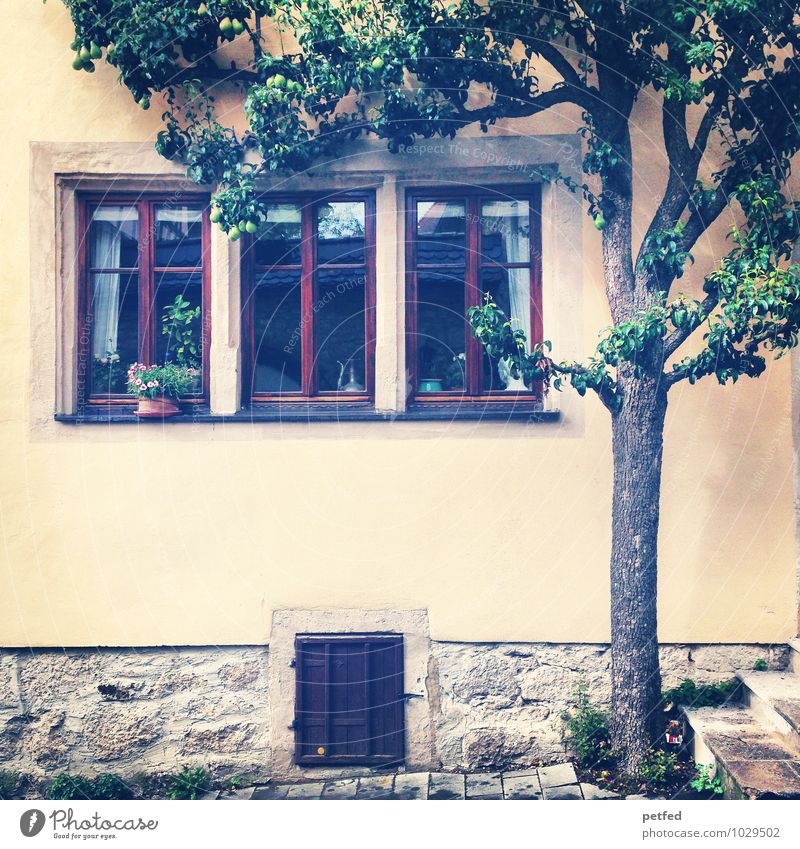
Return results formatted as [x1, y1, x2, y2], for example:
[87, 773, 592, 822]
[126, 362, 198, 418]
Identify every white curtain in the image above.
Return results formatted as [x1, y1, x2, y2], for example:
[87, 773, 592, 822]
[496, 201, 531, 348]
[91, 209, 126, 358]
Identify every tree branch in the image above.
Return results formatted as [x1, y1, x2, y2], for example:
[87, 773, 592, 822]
[448, 83, 590, 125]
[662, 293, 718, 361]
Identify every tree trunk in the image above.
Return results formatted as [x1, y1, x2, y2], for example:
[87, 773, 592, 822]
[609, 367, 668, 775]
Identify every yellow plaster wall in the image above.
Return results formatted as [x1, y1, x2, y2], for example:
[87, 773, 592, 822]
[0, 1, 795, 646]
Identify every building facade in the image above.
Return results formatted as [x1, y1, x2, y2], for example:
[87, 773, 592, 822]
[1, 2, 798, 781]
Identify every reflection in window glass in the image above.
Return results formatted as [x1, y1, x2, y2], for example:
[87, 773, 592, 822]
[481, 266, 532, 391]
[253, 269, 302, 393]
[154, 272, 204, 384]
[254, 204, 303, 266]
[480, 199, 530, 265]
[416, 200, 466, 265]
[416, 270, 466, 392]
[317, 201, 366, 264]
[90, 206, 139, 269]
[155, 206, 203, 267]
[90, 271, 139, 393]
[315, 267, 366, 392]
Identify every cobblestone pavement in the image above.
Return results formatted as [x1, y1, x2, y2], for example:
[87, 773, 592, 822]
[208, 763, 620, 800]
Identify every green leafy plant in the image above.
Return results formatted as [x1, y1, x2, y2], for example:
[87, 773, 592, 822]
[662, 679, 739, 710]
[48, 773, 133, 800]
[126, 362, 198, 399]
[167, 766, 207, 800]
[91, 349, 126, 393]
[753, 658, 768, 672]
[562, 686, 614, 770]
[690, 763, 725, 796]
[161, 295, 201, 368]
[639, 748, 679, 787]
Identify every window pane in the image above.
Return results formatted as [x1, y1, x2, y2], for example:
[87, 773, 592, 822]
[254, 204, 302, 266]
[154, 273, 204, 393]
[253, 268, 302, 393]
[154, 206, 203, 267]
[90, 205, 139, 268]
[416, 200, 466, 265]
[317, 201, 366, 264]
[415, 270, 466, 392]
[315, 268, 366, 392]
[480, 199, 530, 265]
[90, 271, 138, 394]
[481, 266, 532, 392]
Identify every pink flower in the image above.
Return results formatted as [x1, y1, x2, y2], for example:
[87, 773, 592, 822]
[147, 381, 155, 388]
[153, 380, 159, 387]
[135, 378, 142, 386]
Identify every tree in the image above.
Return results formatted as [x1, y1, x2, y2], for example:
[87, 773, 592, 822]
[60, 0, 800, 773]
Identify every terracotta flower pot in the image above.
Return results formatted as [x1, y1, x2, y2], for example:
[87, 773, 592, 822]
[135, 395, 181, 418]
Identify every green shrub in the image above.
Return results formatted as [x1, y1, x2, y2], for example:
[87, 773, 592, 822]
[48, 773, 134, 800]
[753, 658, 768, 672]
[639, 748, 679, 786]
[167, 767, 207, 800]
[690, 764, 725, 796]
[562, 686, 614, 770]
[662, 678, 738, 709]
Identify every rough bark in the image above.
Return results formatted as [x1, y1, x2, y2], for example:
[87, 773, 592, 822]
[609, 366, 668, 774]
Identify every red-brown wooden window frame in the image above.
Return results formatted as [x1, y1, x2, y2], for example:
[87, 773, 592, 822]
[241, 191, 377, 405]
[405, 185, 543, 403]
[77, 193, 212, 405]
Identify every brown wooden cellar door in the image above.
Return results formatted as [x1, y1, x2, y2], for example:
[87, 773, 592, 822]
[294, 635, 405, 766]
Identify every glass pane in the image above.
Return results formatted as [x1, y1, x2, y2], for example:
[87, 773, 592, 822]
[254, 203, 302, 266]
[415, 270, 466, 392]
[480, 199, 530, 265]
[481, 267, 532, 392]
[317, 201, 366, 264]
[90, 271, 139, 394]
[315, 268, 366, 392]
[416, 200, 466, 265]
[90, 205, 139, 268]
[154, 273, 204, 394]
[154, 206, 203, 267]
[253, 268, 302, 393]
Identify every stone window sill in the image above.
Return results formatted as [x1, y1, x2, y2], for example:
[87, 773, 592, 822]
[55, 401, 559, 424]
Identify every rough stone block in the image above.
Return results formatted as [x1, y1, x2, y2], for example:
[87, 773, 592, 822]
[321, 779, 358, 799]
[542, 783, 582, 799]
[252, 784, 288, 800]
[356, 775, 395, 799]
[392, 772, 429, 800]
[503, 771, 542, 799]
[465, 773, 503, 799]
[580, 783, 619, 800]
[428, 773, 464, 800]
[285, 782, 325, 799]
[538, 762, 577, 788]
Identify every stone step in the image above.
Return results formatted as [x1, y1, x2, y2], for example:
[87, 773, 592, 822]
[684, 706, 800, 799]
[737, 670, 800, 754]
[788, 638, 800, 675]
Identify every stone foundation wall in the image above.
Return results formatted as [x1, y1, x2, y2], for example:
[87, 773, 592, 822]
[0, 647, 270, 782]
[0, 642, 789, 780]
[431, 642, 791, 771]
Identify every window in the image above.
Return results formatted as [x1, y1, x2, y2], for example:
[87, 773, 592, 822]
[406, 187, 542, 401]
[294, 635, 404, 765]
[78, 196, 210, 403]
[243, 193, 376, 403]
